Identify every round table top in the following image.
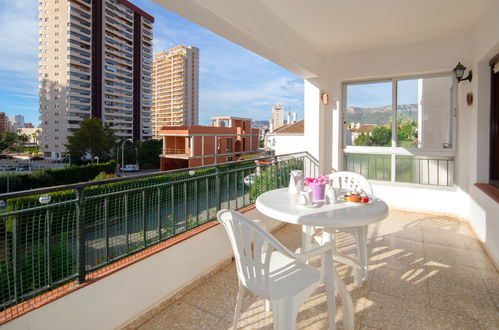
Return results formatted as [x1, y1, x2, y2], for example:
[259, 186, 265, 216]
[255, 188, 388, 228]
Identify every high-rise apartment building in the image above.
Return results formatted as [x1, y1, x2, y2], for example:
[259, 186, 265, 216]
[0, 112, 9, 135]
[271, 103, 285, 131]
[39, 0, 154, 158]
[9, 115, 25, 129]
[152, 46, 199, 138]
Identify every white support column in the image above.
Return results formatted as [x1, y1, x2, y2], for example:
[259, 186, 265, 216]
[305, 79, 332, 174]
[163, 136, 166, 154]
[190, 136, 194, 157]
[214, 135, 217, 164]
[201, 136, 205, 165]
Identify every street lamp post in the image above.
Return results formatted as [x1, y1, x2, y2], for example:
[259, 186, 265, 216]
[121, 138, 133, 176]
[94, 156, 99, 164]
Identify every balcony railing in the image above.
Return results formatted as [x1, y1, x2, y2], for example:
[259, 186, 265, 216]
[0, 152, 318, 323]
[345, 153, 455, 186]
[163, 148, 188, 155]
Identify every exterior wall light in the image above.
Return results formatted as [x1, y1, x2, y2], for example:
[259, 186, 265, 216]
[453, 62, 472, 82]
[321, 92, 329, 105]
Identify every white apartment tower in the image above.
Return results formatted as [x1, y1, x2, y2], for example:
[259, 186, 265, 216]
[39, 0, 154, 158]
[152, 46, 199, 138]
[271, 103, 285, 130]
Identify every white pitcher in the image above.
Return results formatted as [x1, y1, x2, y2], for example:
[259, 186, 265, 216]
[288, 170, 303, 194]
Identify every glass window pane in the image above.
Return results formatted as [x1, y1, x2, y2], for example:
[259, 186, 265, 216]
[345, 153, 391, 181]
[397, 76, 453, 148]
[345, 82, 392, 147]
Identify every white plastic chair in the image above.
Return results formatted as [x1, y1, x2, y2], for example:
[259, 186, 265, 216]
[217, 209, 352, 330]
[312, 171, 373, 287]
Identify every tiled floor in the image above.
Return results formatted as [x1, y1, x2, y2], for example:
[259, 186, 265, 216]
[134, 210, 499, 329]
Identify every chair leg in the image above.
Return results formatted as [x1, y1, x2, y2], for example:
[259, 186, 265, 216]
[358, 226, 368, 281]
[352, 226, 369, 287]
[271, 298, 299, 330]
[233, 283, 245, 329]
[323, 250, 336, 330]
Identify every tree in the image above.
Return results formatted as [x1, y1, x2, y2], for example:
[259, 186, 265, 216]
[32, 129, 41, 147]
[1, 131, 19, 152]
[370, 126, 392, 146]
[17, 131, 30, 149]
[66, 118, 117, 161]
[137, 139, 162, 168]
[354, 132, 372, 146]
[397, 120, 418, 146]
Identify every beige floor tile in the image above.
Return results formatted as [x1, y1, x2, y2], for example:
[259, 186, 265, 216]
[370, 267, 429, 305]
[419, 215, 460, 231]
[491, 292, 499, 309]
[469, 250, 498, 272]
[423, 262, 487, 291]
[423, 243, 476, 268]
[231, 290, 362, 330]
[462, 235, 486, 253]
[383, 225, 423, 242]
[180, 272, 240, 321]
[137, 301, 223, 330]
[385, 210, 425, 225]
[360, 291, 428, 330]
[422, 229, 468, 249]
[421, 306, 487, 330]
[428, 276, 499, 326]
[370, 237, 426, 273]
[214, 318, 232, 330]
[478, 268, 499, 294]
[217, 262, 239, 283]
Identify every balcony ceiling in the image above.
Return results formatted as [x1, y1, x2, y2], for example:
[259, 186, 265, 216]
[259, 0, 489, 55]
[153, 0, 489, 78]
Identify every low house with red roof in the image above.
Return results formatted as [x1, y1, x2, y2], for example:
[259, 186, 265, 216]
[265, 119, 304, 155]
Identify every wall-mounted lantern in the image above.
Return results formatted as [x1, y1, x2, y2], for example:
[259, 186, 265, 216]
[453, 62, 472, 83]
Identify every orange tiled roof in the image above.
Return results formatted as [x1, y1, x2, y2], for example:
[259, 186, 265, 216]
[272, 120, 304, 134]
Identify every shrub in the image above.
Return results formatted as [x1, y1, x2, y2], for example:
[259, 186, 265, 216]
[0, 161, 116, 193]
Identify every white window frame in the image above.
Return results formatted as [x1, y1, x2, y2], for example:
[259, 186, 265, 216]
[342, 72, 458, 185]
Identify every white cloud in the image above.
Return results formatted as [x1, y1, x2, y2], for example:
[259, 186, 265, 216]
[0, 0, 39, 74]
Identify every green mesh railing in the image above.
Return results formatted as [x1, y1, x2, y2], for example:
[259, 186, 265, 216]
[0, 152, 318, 323]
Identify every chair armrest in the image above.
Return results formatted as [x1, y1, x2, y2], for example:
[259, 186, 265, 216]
[292, 244, 333, 261]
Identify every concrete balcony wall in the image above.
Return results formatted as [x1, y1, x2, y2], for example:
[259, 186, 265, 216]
[3, 209, 282, 330]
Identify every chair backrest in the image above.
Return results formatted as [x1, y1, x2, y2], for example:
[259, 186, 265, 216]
[328, 171, 373, 195]
[217, 209, 295, 298]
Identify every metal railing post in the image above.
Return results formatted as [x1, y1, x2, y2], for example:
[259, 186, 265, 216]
[215, 165, 221, 211]
[12, 212, 19, 303]
[75, 187, 86, 284]
[273, 156, 279, 188]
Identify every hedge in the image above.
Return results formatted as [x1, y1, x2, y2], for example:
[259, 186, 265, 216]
[0, 161, 116, 193]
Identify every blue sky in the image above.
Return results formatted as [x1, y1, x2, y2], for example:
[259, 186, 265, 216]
[346, 80, 418, 108]
[0, 0, 304, 126]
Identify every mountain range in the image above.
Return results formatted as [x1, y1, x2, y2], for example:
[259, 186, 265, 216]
[345, 104, 418, 125]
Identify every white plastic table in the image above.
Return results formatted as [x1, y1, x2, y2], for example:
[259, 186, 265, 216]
[255, 187, 388, 329]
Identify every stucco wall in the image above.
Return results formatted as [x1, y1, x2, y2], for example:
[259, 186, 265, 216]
[270, 135, 305, 155]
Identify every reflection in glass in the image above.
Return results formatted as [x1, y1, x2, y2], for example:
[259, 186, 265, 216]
[397, 76, 453, 148]
[344, 82, 392, 147]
